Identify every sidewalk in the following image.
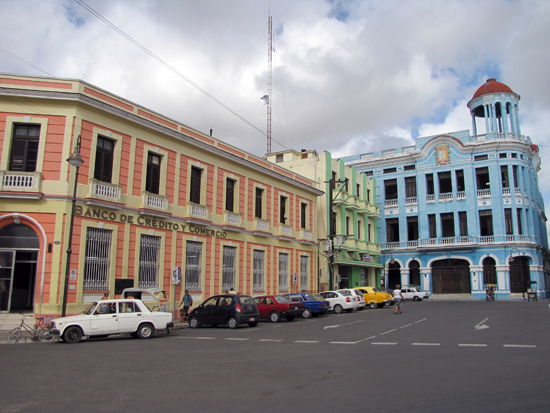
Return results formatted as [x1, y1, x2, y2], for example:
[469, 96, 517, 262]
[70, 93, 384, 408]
[0, 319, 187, 344]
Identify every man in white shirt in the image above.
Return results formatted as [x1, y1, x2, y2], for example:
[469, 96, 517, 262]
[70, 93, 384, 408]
[393, 285, 404, 314]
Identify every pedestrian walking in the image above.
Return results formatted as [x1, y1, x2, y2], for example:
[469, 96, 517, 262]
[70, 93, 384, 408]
[179, 290, 193, 323]
[393, 285, 404, 314]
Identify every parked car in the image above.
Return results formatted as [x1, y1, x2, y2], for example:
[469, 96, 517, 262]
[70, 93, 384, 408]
[336, 289, 366, 310]
[318, 290, 359, 313]
[121, 288, 170, 312]
[283, 292, 330, 318]
[356, 286, 392, 308]
[254, 295, 304, 322]
[188, 294, 259, 329]
[401, 287, 430, 301]
[50, 299, 174, 344]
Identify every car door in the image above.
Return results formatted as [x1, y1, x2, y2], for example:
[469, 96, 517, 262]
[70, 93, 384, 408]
[90, 301, 119, 334]
[214, 296, 233, 324]
[254, 296, 273, 319]
[117, 301, 144, 333]
[197, 296, 219, 325]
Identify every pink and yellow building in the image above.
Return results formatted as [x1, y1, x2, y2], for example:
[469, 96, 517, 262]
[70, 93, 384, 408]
[0, 74, 323, 321]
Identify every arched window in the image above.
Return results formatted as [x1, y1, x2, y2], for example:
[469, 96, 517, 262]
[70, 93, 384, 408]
[409, 260, 420, 286]
[483, 257, 496, 285]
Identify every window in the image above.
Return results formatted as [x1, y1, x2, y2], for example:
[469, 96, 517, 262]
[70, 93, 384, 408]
[276, 154, 283, 163]
[479, 210, 494, 236]
[499, 153, 507, 158]
[474, 155, 488, 161]
[511, 153, 517, 158]
[278, 253, 289, 290]
[185, 241, 202, 290]
[384, 168, 397, 174]
[226, 178, 236, 212]
[438, 172, 452, 194]
[405, 177, 417, 198]
[501, 166, 509, 188]
[222, 246, 237, 291]
[280, 195, 287, 224]
[138, 235, 161, 288]
[476, 167, 490, 190]
[505, 208, 513, 235]
[190, 167, 202, 204]
[253, 250, 264, 290]
[145, 153, 161, 194]
[356, 183, 361, 198]
[386, 218, 399, 242]
[366, 171, 373, 176]
[93, 136, 115, 182]
[407, 216, 418, 241]
[83, 227, 112, 290]
[367, 189, 371, 203]
[346, 216, 350, 236]
[300, 202, 307, 229]
[404, 165, 416, 171]
[517, 209, 523, 234]
[9, 124, 40, 172]
[428, 214, 436, 238]
[459, 211, 468, 236]
[441, 213, 455, 238]
[255, 188, 264, 219]
[300, 256, 308, 290]
[512, 166, 519, 188]
[385, 179, 397, 200]
[456, 170, 465, 191]
[426, 174, 434, 195]
[357, 219, 362, 240]
[367, 223, 372, 242]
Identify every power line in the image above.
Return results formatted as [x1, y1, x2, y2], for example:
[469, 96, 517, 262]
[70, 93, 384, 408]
[0, 47, 55, 77]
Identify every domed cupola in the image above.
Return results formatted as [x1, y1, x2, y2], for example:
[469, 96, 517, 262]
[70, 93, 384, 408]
[467, 78, 521, 138]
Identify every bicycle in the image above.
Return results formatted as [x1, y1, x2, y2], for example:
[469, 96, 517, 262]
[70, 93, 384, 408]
[7, 313, 57, 343]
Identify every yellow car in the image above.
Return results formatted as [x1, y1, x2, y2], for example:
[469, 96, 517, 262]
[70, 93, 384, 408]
[355, 286, 392, 309]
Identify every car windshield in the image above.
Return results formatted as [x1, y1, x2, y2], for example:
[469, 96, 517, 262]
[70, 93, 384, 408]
[83, 302, 98, 315]
[287, 294, 302, 302]
[238, 296, 254, 304]
[338, 290, 352, 296]
[314, 294, 325, 300]
[275, 295, 290, 303]
[304, 293, 316, 301]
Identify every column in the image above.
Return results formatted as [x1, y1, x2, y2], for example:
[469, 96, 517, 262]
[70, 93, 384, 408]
[471, 113, 477, 136]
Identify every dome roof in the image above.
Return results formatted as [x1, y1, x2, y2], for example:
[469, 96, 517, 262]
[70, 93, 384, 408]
[472, 78, 514, 99]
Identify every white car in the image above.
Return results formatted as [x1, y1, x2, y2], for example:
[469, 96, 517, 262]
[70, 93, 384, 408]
[401, 287, 430, 301]
[337, 289, 366, 309]
[50, 299, 174, 344]
[319, 290, 360, 313]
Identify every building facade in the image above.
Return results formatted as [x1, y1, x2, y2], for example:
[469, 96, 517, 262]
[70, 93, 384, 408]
[0, 74, 323, 321]
[342, 79, 549, 299]
[266, 150, 380, 290]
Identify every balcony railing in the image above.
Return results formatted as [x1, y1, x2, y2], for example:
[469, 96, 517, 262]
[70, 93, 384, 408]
[385, 199, 398, 208]
[381, 234, 535, 250]
[300, 229, 312, 241]
[141, 192, 169, 211]
[457, 191, 466, 200]
[426, 195, 435, 203]
[439, 193, 453, 202]
[279, 224, 292, 237]
[187, 203, 208, 220]
[254, 218, 269, 232]
[477, 189, 491, 198]
[0, 171, 41, 192]
[405, 197, 417, 206]
[88, 178, 122, 202]
[223, 211, 241, 226]
[503, 188, 511, 197]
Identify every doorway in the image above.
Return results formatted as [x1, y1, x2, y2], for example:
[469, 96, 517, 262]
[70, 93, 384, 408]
[432, 259, 471, 294]
[510, 256, 530, 293]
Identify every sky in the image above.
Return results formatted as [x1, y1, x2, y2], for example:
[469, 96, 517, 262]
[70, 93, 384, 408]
[1, 0, 549, 213]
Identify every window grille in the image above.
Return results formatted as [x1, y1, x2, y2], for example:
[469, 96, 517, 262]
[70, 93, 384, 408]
[185, 241, 202, 290]
[83, 228, 112, 290]
[138, 235, 161, 289]
[300, 256, 308, 290]
[253, 250, 265, 290]
[279, 253, 289, 290]
[222, 246, 237, 291]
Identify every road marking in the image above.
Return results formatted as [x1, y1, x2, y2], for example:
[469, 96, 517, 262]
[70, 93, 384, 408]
[412, 343, 440, 346]
[503, 344, 536, 348]
[177, 337, 216, 340]
[399, 324, 412, 329]
[380, 329, 396, 335]
[258, 339, 283, 342]
[356, 335, 377, 343]
[323, 319, 365, 330]
[225, 338, 249, 341]
[294, 340, 319, 344]
[458, 344, 487, 347]
[330, 341, 358, 345]
[371, 342, 397, 345]
[474, 318, 490, 330]
[414, 318, 427, 324]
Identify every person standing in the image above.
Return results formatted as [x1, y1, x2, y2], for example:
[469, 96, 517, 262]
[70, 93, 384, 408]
[393, 285, 404, 314]
[179, 290, 193, 323]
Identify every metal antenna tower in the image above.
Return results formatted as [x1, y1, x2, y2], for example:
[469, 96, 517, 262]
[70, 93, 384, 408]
[267, 13, 273, 154]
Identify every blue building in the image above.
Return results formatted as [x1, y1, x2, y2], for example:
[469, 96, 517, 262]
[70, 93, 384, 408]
[342, 79, 549, 299]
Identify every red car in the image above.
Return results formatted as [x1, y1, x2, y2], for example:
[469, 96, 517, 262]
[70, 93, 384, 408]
[254, 295, 304, 322]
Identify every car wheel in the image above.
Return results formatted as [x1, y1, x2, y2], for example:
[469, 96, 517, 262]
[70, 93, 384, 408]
[270, 311, 281, 322]
[248, 321, 258, 327]
[302, 308, 312, 318]
[137, 323, 154, 339]
[63, 326, 83, 344]
[189, 317, 199, 328]
[228, 317, 239, 329]
[370, 302, 377, 309]
[413, 296, 420, 301]
[333, 304, 343, 314]
[285, 316, 295, 322]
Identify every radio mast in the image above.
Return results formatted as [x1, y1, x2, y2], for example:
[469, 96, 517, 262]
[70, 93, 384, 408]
[266, 12, 273, 154]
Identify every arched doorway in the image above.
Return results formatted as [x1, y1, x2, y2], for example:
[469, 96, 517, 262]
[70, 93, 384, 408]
[0, 224, 40, 313]
[388, 262, 401, 289]
[510, 256, 530, 293]
[432, 259, 471, 294]
[483, 257, 497, 286]
[409, 261, 420, 286]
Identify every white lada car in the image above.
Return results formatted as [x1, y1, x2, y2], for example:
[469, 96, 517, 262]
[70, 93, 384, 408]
[51, 299, 174, 344]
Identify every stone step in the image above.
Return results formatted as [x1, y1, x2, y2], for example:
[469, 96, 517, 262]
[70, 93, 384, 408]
[429, 294, 475, 300]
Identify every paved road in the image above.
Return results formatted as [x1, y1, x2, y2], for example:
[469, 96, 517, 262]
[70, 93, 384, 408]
[1, 301, 549, 412]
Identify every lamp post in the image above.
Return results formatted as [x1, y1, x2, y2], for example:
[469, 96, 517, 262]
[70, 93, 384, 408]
[61, 135, 84, 317]
[509, 247, 521, 263]
[325, 178, 347, 290]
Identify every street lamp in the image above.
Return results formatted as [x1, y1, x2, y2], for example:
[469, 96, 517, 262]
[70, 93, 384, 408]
[61, 135, 84, 317]
[509, 247, 521, 263]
